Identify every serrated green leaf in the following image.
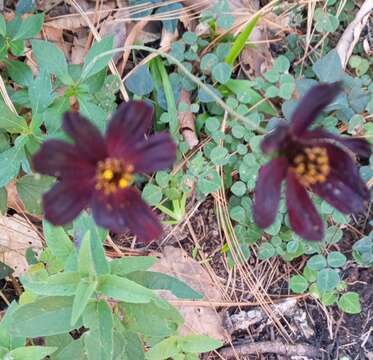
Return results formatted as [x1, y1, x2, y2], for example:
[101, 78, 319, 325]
[81, 36, 114, 80]
[146, 336, 179, 360]
[28, 70, 55, 114]
[258, 242, 275, 260]
[78, 232, 95, 276]
[5, 59, 33, 87]
[12, 13, 44, 41]
[0, 100, 28, 133]
[16, 175, 54, 215]
[31, 40, 73, 84]
[0, 15, 6, 37]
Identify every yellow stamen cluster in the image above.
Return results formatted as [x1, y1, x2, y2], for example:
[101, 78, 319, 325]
[96, 158, 134, 194]
[292, 147, 330, 186]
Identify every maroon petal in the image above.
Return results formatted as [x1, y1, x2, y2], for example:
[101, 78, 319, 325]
[122, 132, 177, 174]
[106, 101, 154, 157]
[253, 157, 288, 228]
[290, 82, 342, 136]
[311, 144, 369, 214]
[302, 129, 371, 159]
[33, 140, 96, 179]
[91, 187, 162, 243]
[62, 112, 107, 163]
[261, 123, 290, 154]
[286, 172, 324, 241]
[43, 180, 93, 225]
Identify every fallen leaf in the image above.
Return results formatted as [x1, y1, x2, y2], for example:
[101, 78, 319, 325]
[0, 215, 42, 276]
[151, 246, 230, 342]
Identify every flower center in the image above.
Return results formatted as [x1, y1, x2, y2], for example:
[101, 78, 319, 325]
[291, 147, 330, 186]
[95, 158, 134, 194]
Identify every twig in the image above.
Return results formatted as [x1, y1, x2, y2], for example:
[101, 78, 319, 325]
[219, 341, 320, 359]
[336, 0, 373, 69]
[178, 90, 199, 149]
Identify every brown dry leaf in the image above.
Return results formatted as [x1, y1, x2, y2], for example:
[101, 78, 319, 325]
[240, 26, 272, 77]
[0, 215, 42, 276]
[178, 90, 198, 149]
[151, 246, 230, 342]
[6, 181, 25, 213]
[71, 30, 88, 65]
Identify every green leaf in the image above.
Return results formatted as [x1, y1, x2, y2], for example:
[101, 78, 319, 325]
[225, 79, 275, 115]
[289, 275, 308, 294]
[211, 62, 232, 84]
[12, 13, 44, 41]
[97, 274, 154, 303]
[83, 301, 113, 360]
[338, 292, 361, 314]
[5, 59, 33, 87]
[0, 136, 27, 187]
[307, 254, 327, 271]
[0, 99, 28, 133]
[197, 169, 221, 194]
[225, 14, 260, 65]
[21, 272, 80, 296]
[74, 212, 109, 275]
[110, 256, 157, 276]
[78, 232, 95, 276]
[28, 70, 55, 114]
[7, 346, 57, 360]
[327, 251, 347, 268]
[321, 292, 337, 306]
[43, 221, 74, 264]
[126, 271, 202, 299]
[205, 116, 220, 133]
[145, 336, 179, 360]
[142, 184, 163, 206]
[0, 15, 6, 37]
[278, 82, 295, 100]
[77, 95, 107, 132]
[125, 64, 154, 96]
[49, 338, 85, 360]
[180, 335, 222, 353]
[210, 146, 229, 165]
[11, 296, 80, 337]
[303, 266, 317, 283]
[258, 242, 275, 260]
[201, 54, 219, 74]
[272, 55, 290, 73]
[81, 36, 114, 80]
[231, 181, 246, 197]
[0, 261, 13, 279]
[325, 226, 343, 244]
[316, 268, 340, 292]
[71, 279, 97, 326]
[123, 299, 182, 337]
[314, 8, 339, 33]
[16, 175, 54, 215]
[312, 50, 343, 83]
[31, 40, 73, 85]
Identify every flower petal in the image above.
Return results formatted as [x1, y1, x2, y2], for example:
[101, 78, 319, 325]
[286, 172, 324, 241]
[123, 132, 177, 174]
[106, 100, 154, 157]
[302, 128, 372, 158]
[253, 157, 288, 229]
[290, 82, 342, 136]
[43, 180, 93, 226]
[62, 112, 107, 163]
[261, 123, 290, 154]
[311, 144, 369, 214]
[33, 140, 96, 179]
[91, 187, 162, 243]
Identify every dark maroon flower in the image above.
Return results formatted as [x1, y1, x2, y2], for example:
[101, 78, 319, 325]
[33, 101, 177, 243]
[253, 82, 371, 241]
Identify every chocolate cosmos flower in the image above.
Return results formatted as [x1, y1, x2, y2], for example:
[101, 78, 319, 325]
[252, 82, 371, 241]
[33, 101, 176, 243]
